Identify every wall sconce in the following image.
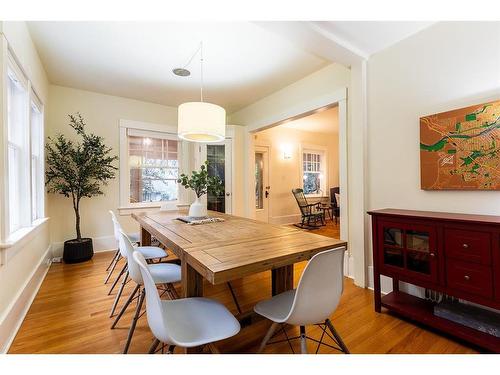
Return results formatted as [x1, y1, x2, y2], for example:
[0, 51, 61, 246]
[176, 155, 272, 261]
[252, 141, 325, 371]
[282, 144, 293, 160]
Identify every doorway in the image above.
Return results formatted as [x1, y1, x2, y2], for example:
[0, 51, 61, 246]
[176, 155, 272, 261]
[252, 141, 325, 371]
[200, 139, 233, 214]
[254, 145, 270, 222]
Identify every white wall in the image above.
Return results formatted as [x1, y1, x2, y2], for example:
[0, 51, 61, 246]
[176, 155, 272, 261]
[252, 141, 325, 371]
[229, 63, 350, 128]
[367, 22, 500, 269]
[47, 85, 179, 251]
[0, 21, 51, 352]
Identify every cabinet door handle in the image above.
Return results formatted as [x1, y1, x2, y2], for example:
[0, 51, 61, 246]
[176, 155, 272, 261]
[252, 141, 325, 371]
[464, 275, 470, 281]
[462, 243, 469, 249]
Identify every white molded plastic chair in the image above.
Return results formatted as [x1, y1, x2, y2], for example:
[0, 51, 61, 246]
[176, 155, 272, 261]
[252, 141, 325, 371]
[254, 247, 349, 354]
[107, 211, 168, 317]
[104, 211, 140, 284]
[111, 230, 181, 353]
[133, 251, 241, 354]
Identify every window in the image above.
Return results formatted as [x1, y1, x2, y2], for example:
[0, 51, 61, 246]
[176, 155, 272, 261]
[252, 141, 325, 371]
[4, 53, 45, 237]
[302, 150, 325, 195]
[30, 96, 44, 221]
[7, 65, 29, 233]
[128, 130, 179, 204]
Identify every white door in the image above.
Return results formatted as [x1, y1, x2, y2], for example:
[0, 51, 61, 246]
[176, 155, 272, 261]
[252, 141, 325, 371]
[201, 140, 232, 214]
[254, 146, 270, 222]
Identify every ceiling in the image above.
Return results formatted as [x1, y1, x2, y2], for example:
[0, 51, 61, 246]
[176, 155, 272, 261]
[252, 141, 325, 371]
[281, 106, 338, 134]
[27, 21, 434, 114]
[27, 21, 328, 113]
[313, 21, 434, 57]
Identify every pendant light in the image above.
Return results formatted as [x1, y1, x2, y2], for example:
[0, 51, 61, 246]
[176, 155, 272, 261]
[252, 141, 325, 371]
[176, 42, 226, 143]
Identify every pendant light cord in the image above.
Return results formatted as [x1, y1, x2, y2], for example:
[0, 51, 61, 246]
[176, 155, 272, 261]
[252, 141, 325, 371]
[200, 42, 204, 102]
[178, 42, 204, 102]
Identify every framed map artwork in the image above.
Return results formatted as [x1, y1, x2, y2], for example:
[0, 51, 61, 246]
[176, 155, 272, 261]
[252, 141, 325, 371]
[420, 100, 500, 190]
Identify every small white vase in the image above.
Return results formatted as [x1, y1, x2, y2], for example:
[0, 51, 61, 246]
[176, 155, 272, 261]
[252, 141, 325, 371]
[189, 196, 207, 218]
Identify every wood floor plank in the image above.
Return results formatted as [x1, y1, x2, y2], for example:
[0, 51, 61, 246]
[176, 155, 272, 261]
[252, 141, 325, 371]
[8, 222, 478, 354]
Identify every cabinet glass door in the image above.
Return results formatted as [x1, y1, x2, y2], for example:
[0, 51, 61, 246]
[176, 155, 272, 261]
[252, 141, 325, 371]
[383, 227, 404, 268]
[406, 230, 431, 274]
[378, 221, 438, 283]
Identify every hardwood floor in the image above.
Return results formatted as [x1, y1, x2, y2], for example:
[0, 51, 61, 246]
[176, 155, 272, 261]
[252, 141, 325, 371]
[9, 221, 478, 354]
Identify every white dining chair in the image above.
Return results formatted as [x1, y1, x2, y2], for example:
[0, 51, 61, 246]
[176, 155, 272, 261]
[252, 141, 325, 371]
[133, 250, 241, 354]
[253, 247, 349, 354]
[111, 230, 182, 354]
[104, 210, 140, 285]
[108, 212, 168, 318]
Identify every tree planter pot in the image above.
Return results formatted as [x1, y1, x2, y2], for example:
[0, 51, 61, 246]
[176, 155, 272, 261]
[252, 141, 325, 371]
[63, 238, 93, 263]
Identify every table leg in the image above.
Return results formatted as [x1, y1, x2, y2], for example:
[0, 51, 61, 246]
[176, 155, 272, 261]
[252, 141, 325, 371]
[141, 226, 152, 246]
[272, 265, 294, 296]
[181, 260, 203, 298]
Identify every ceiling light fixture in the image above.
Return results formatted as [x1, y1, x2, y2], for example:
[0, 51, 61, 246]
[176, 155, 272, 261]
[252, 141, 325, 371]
[175, 42, 226, 143]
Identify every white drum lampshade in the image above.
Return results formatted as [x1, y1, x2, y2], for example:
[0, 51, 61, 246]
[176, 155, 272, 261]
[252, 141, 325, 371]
[177, 102, 226, 142]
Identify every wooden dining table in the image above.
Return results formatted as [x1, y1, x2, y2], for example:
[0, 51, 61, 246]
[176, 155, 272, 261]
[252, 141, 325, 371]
[132, 211, 347, 297]
[132, 209, 347, 351]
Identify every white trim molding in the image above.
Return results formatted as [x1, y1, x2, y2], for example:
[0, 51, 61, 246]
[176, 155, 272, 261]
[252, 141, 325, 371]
[269, 214, 301, 225]
[0, 217, 49, 265]
[0, 244, 51, 353]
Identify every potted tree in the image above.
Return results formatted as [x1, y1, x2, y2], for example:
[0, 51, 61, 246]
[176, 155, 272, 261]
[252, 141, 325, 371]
[46, 113, 118, 263]
[177, 161, 224, 217]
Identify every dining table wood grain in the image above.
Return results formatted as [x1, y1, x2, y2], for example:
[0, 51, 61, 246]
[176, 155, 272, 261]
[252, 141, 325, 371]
[132, 209, 347, 351]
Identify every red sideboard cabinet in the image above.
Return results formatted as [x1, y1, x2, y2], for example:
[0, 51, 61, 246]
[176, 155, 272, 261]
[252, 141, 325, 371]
[368, 208, 500, 352]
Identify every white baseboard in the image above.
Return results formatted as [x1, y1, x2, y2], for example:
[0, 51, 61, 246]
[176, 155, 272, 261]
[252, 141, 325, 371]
[51, 235, 116, 257]
[269, 214, 301, 225]
[0, 245, 52, 353]
[343, 254, 354, 279]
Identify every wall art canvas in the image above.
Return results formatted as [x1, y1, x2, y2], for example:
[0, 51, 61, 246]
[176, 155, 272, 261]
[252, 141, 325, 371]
[420, 100, 500, 190]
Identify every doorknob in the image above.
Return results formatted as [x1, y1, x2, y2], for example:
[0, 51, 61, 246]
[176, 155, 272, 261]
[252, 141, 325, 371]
[265, 191, 269, 198]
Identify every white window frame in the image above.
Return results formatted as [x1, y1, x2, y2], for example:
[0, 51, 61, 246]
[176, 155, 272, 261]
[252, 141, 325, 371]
[6, 54, 30, 235]
[1, 49, 46, 246]
[30, 91, 45, 222]
[118, 120, 189, 212]
[300, 144, 328, 198]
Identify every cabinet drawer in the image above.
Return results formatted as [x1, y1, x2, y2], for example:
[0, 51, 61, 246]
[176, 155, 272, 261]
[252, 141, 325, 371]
[444, 229, 491, 264]
[446, 259, 493, 299]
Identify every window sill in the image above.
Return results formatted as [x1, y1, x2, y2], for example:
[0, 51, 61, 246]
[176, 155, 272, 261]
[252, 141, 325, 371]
[0, 217, 50, 250]
[0, 218, 50, 265]
[304, 194, 329, 199]
[118, 202, 188, 215]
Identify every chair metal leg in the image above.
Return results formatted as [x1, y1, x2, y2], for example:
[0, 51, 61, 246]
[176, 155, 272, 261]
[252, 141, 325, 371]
[109, 270, 129, 317]
[106, 249, 120, 271]
[104, 252, 121, 284]
[108, 263, 127, 295]
[166, 283, 179, 299]
[299, 326, 307, 354]
[148, 339, 160, 354]
[258, 322, 279, 353]
[227, 282, 242, 314]
[325, 319, 350, 354]
[111, 284, 140, 328]
[123, 288, 146, 354]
